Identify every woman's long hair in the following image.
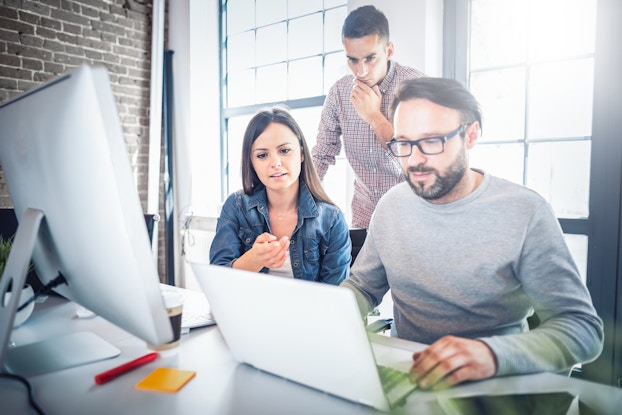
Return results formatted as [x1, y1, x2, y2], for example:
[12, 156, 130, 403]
[241, 106, 335, 205]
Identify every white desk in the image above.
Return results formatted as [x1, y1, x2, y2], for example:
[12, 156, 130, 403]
[2, 296, 621, 415]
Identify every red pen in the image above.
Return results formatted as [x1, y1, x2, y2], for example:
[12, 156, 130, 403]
[94, 352, 159, 385]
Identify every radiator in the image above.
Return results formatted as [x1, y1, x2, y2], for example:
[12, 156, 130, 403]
[181, 216, 217, 264]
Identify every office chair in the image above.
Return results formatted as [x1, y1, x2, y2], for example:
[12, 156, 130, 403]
[349, 228, 367, 266]
[1, 208, 159, 246]
[143, 213, 160, 245]
[1, 209, 160, 290]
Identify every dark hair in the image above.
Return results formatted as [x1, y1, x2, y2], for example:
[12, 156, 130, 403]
[342, 5, 389, 42]
[241, 106, 335, 205]
[389, 77, 483, 130]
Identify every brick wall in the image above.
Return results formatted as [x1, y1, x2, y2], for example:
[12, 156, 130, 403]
[0, 0, 167, 277]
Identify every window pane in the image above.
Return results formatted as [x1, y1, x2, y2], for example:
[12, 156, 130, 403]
[256, 63, 287, 102]
[324, 0, 346, 8]
[468, 0, 597, 228]
[470, 68, 525, 142]
[470, 0, 527, 69]
[290, 106, 322, 150]
[227, 30, 255, 70]
[227, 0, 255, 33]
[322, 155, 350, 222]
[564, 234, 588, 284]
[289, 13, 323, 60]
[288, 0, 322, 18]
[226, 114, 254, 194]
[527, 58, 594, 140]
[324, 51, 348, 94]
[289, 57, 323, 99]
[528, 0, 597, 62]
[324, 6, 347, 53]
[227, 69, 255, 107]
[256, 0, 286, 27]
[256, 22, 287, 66]
[526, 141, 590, 218]
[470, 143, 524, 185]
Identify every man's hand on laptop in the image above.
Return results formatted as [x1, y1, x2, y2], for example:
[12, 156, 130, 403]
[409, 335, 497, 390]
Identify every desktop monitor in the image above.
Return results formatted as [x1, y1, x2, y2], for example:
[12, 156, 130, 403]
[0, 65, 173, 374]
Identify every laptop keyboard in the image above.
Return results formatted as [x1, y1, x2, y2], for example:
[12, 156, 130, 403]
[377, 364, 412, 393]
[182, 310, 215, 329]
[160, 283, 216, 331]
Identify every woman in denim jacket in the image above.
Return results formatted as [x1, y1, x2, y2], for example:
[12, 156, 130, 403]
[210, 107, 351, 284]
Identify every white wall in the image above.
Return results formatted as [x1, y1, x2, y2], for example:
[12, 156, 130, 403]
[168, 0, 221, 286]
[168, 0, 222, 219]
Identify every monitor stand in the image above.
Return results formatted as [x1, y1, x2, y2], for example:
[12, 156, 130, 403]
[0, 208, 120, 377]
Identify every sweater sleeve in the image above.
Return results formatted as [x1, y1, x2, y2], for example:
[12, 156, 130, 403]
[340, 225, 390, 317]
[479, 200, 604, 376]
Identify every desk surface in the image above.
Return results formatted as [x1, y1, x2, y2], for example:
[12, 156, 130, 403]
[2, 296, 622, 415]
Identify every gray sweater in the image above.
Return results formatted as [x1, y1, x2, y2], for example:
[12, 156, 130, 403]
[342, 171, 603, 376]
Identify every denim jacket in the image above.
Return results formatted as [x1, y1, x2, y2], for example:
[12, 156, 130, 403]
[210, 182, 351, 285]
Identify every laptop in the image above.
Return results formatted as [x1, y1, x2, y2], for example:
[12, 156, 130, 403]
[191, 263, 418, 412]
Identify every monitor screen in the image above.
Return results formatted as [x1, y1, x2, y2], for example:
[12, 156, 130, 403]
[0, 65, 173, 373]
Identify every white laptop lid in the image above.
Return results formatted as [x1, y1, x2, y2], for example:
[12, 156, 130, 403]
[192, 263, 391, 411]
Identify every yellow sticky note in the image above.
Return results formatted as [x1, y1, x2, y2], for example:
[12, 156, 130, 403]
[135, 367, 196, 393]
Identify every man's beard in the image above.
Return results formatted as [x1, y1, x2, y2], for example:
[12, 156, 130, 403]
[406, 150, 468, 201]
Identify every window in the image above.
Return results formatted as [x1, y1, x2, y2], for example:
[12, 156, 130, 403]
[444, 0, 622, 387]
[443, 0, 622, 385]
[221, 0, 350, 216]
[450, 0, 597, 282]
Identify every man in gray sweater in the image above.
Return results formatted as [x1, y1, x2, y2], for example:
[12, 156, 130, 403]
[341, 77, 604, 390]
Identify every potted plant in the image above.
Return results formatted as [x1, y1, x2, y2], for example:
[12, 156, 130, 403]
[0, 233, 35, 327]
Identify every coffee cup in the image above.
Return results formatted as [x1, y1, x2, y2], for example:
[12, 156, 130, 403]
[147, 288, 184, 351]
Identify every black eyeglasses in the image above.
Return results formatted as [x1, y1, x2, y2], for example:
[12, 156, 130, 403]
[387, 123, 469, 157]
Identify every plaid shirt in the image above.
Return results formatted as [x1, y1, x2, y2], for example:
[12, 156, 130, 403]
[312, 61, 425, 229]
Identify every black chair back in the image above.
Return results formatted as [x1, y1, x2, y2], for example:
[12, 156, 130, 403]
[349, 228, 367, 266]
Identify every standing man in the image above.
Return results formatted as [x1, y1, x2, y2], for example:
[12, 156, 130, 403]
[341, 77, 603, 389]
[311, 5, 425, 229]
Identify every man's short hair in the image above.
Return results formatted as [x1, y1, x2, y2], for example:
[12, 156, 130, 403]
[390, 77, 483, 130]
[342, 5, 389, 42]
